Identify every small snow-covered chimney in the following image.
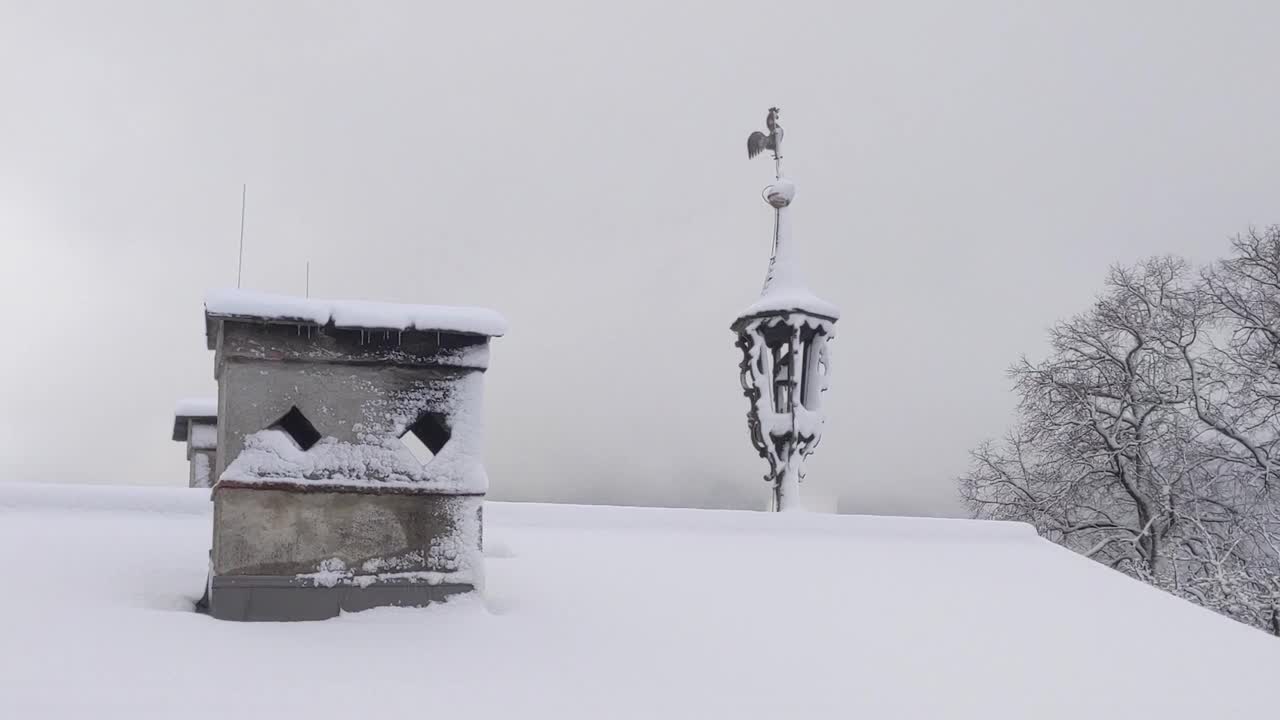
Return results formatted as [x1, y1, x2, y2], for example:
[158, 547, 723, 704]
[198, 289, 506, 621]
[171, 398, 217, 488]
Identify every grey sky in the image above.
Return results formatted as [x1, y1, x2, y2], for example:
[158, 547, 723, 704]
[2, 2, 1277, 515]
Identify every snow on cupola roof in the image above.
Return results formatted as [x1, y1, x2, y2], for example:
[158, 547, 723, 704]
[735, 178, 840, 322]
[204, 289, 509, 338]
[741, 286, 841, 321]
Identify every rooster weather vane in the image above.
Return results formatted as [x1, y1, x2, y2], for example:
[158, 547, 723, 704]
[735, 105, 838, 512]
[746, 106, 784, 176]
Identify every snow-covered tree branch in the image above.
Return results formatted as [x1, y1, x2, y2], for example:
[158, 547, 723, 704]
[960, 232, 1280, 635]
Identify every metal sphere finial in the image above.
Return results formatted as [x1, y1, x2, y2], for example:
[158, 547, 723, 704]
[763, 179, 796, 208]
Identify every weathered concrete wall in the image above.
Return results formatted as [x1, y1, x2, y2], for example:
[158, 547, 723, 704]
[212, 487, 483, 578]
[215, 360, 468, 481]
[212, 321, 484, 482]
[207, 575, 471, 621]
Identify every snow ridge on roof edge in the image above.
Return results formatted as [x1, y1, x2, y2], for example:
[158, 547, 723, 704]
[204, 288, 508, 337]
[174, 397, 217, 419]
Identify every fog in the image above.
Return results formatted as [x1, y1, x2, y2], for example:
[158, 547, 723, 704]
[2, 2, 1277, 515]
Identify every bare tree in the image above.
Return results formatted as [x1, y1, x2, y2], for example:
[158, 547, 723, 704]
[962, 259, 1199, 574]
[961, 249, 1280, 635]
[1198, 227, 1280, 485]
[1192, 226, 1280, 632]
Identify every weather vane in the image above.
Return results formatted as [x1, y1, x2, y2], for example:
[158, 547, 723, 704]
[733, 105, 839, 512]
[746, 106, 784, 177]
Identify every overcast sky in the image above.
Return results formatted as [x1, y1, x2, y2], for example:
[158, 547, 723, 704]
[2, 2, 1277, 515]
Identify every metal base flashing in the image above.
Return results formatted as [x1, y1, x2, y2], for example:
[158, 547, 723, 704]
[204, 574, 472, 622]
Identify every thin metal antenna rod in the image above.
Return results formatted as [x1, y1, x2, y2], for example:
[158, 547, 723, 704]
[305, 261, 311, 298]
[236, 184, 247, 288]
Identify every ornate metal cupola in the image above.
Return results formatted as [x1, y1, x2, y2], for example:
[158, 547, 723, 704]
[733, 107, 840, 512]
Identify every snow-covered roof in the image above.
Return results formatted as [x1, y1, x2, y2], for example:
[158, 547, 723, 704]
[1, 482, 1276, 719]
[204, 289, 508, 337]
[171, 397, 217, 442]
[174, 397, 216, 419]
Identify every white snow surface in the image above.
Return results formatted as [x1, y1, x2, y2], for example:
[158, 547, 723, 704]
[1, 482, 1277, 719]
[173, 397, 216, 418]
[205, 288, 508, 336]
